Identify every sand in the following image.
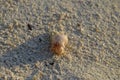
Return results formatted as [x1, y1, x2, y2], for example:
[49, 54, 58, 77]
[0, 0, 120, 80]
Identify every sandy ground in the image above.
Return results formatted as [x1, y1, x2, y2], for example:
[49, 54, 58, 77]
[0, 0, 120, 80]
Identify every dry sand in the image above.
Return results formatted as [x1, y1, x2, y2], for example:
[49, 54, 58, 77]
[0, 0, 120, 80]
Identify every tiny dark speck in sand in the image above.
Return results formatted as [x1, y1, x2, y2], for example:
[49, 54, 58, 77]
[39, 38, 42, 42]
[27, 23, 34, 30]
[49, 62, 54, 65]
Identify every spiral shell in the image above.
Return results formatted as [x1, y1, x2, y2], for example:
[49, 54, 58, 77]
[51, 32, 68, 55]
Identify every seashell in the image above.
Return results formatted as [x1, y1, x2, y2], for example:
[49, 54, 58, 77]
[51, 32, 68, 55]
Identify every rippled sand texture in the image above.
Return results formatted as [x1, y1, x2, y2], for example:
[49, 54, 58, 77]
[0, 0, 120, 80]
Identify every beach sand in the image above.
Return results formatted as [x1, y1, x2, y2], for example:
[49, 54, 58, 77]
[0, 0, 120, 80]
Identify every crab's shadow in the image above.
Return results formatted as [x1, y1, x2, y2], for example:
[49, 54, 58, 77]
[0, 33, 53, 68]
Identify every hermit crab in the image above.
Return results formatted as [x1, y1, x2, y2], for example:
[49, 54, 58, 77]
[50, 32, 68, 55]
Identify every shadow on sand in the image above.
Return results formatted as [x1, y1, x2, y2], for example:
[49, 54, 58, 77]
[0, 33, 54, 69]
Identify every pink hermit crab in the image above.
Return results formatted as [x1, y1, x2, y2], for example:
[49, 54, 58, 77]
[51, 32, 68, 55]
